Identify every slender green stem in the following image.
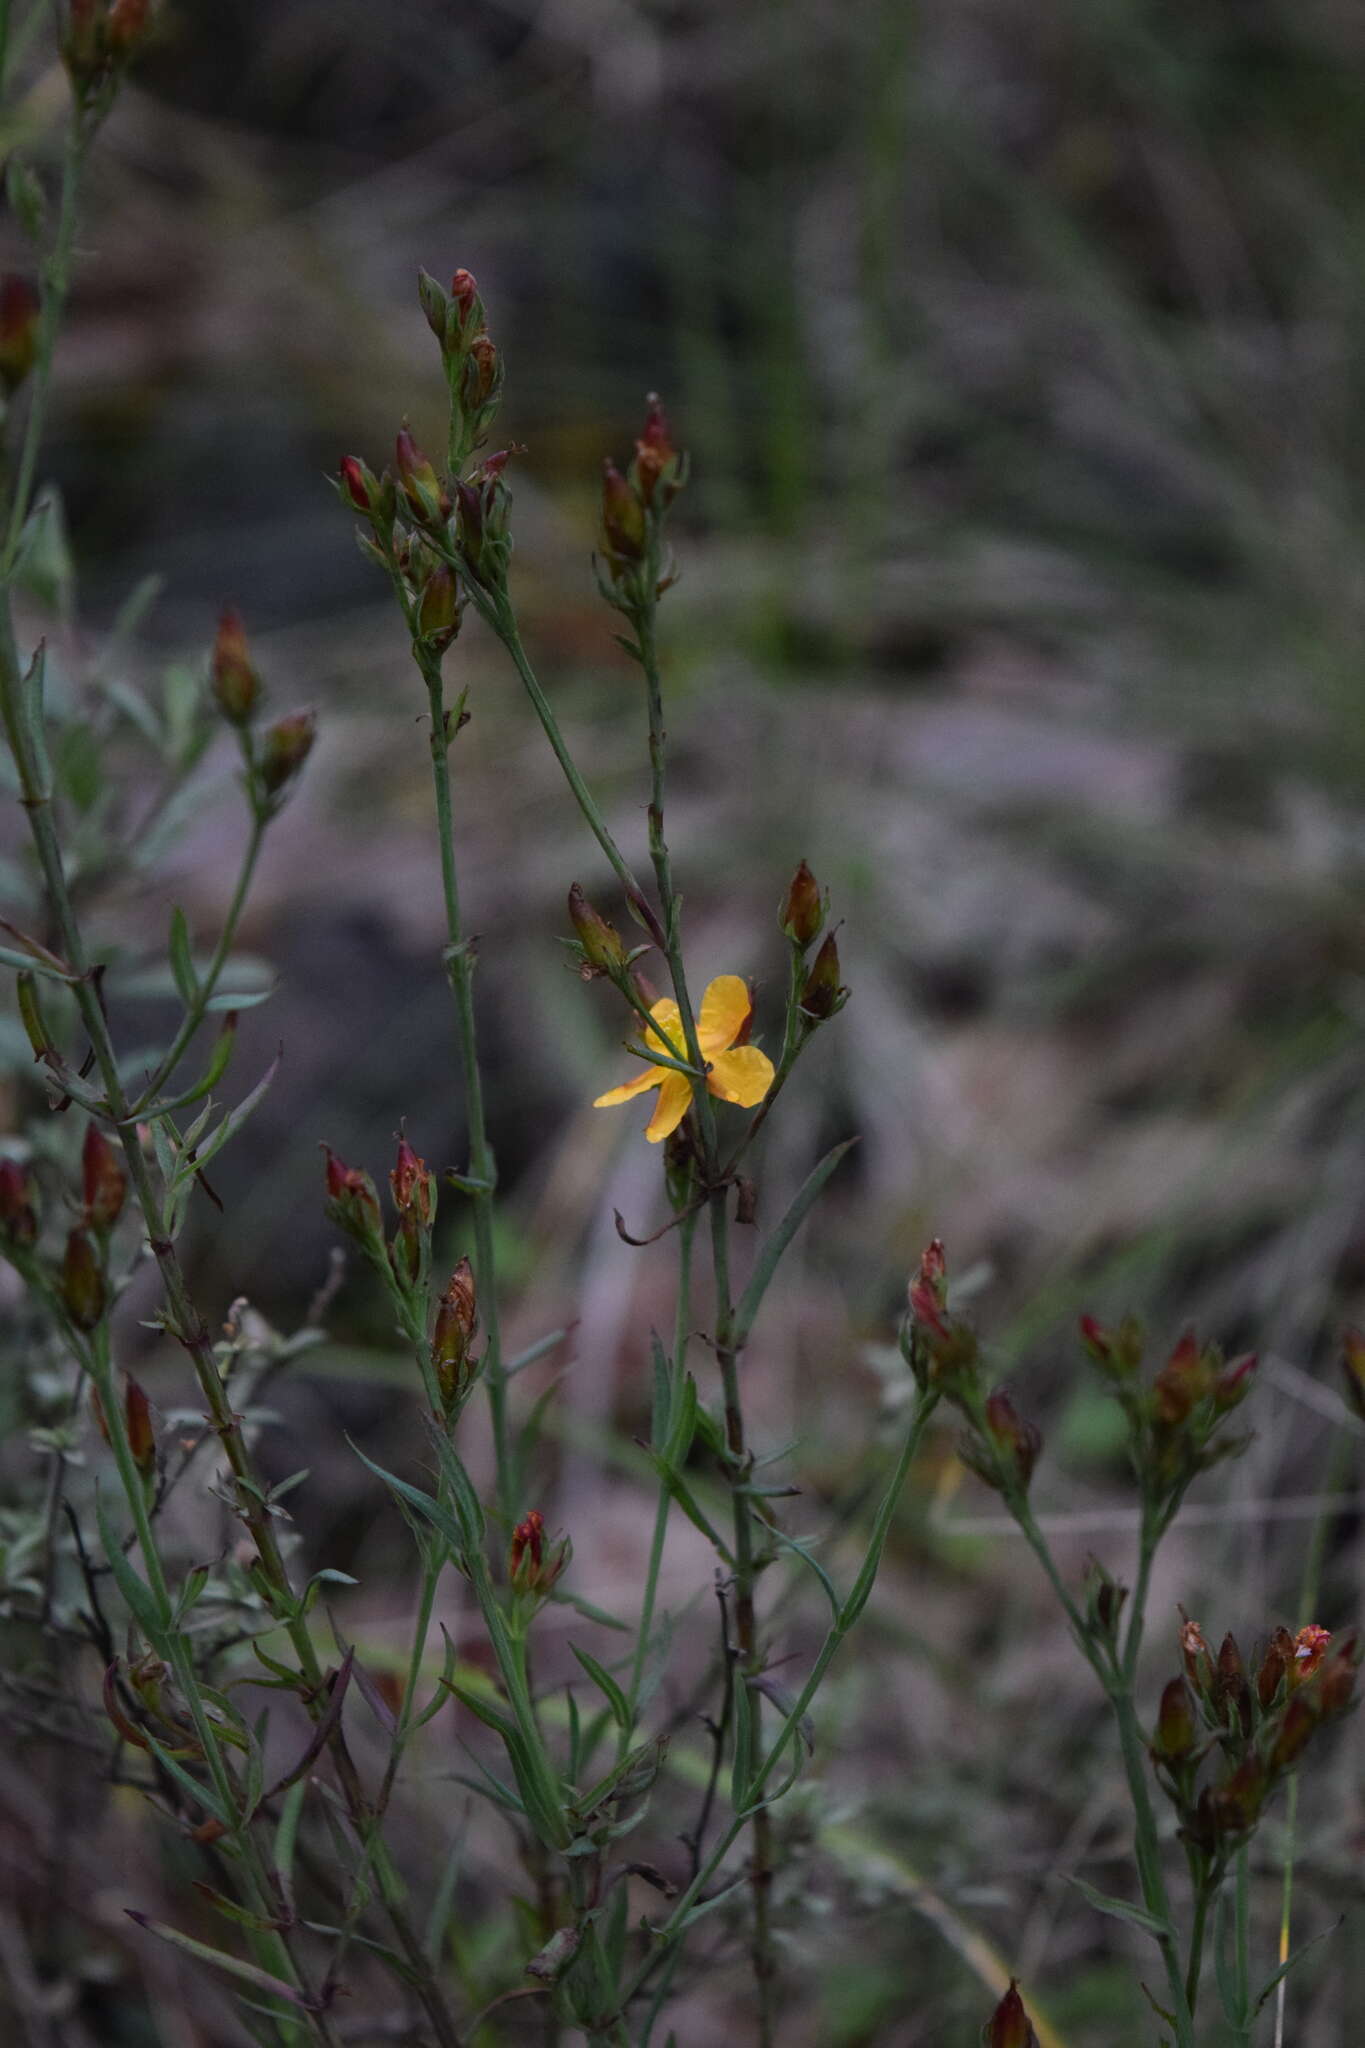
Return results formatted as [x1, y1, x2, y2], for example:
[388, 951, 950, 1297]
[1111, 1686, 1198, 2046]
[130, 811, 267, 1113]
[1232, 1842, 1252, 2041]
[418, 657, 511, 1524]
[623, 1207, 696, 1745]
[1273, 1426, 1351, 2046]
[1010, 1495, 1196, 2045]
[1184, 1877, 1210, 2014]
[489, 603, 665, 951]
[709, 1189, 775, 2042]
[617, 1391, 939, 2023]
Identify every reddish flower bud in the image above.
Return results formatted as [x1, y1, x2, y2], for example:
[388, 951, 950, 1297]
[1316, 1634, 1360, 1719]
[395, 424, 447, 524]
[1078, 1311, 1144, 1380]
[600, 459, 646, 573]
[259, 710, 315, 798]
[1152, 1677, 1196, 1762]
[432, 1257, 479, 1411]
[62, 1227, 104, 1331]
[799, 931, 849, 1020]
[124, 1375, 156, 1476]
[510, 1507, 544, 1577]
[508, 1508, 570, 1600]
[82, 1122, 127, 1231]
[450, 268, 481, 326]
[322, 1145, 383, 1245]
[632, 392, 683, 508]
[1342, 1327, 1365, 1423]
[417, 563, 461, 649]
[463, 333, 500, 410]
[982, 1388, 1042, 1490]
[1083, 1557, 1128, 1640]
[106, 0, 150, 58]
[1214, 1633, 1251, 1730]
[984, 1982, 1040, 2048]
[1270, 1693, 1318, 1770]
[390, 1134, 435, 1227]
[0, 1157, 38, 1249]
[339, 454, 388, 522]
[1257, 1627, 1293, 1708]
[908, 1239, 949, 1336]
[0, 275, 40, 392]
[1180, 1615, 1215, 1700]
[568, 882, 627, 978]
[62, 0, 103, 79]
[1291, 1624, 1332, 1686]
[1152, 1328, 1214, 1424]
[779, 860, 824, 949]
[1213, 1353, 1256, 1413]
[1212, 1754, 1268, 1833]
[210, 608, 259, 726]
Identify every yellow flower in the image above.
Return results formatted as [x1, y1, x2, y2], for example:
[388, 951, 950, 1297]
[594, 975, 774, 1143]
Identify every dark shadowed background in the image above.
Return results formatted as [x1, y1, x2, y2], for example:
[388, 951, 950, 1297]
[5, 1, 1365, 2041]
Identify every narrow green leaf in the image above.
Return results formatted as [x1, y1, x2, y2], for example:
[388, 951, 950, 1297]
[1253, 1917, 1341, 2013]
[168, 907, 198, 1006]
[440, 1676, 515, 1740]
[348, 1439, 464, 1558]
[125, 1913, 306, 2008]
[93, 1486, 170, 1643]
[1064, 1873, 1166, 1939]
[169, 1051, 280, 1190]
[570, 1644, 630, 1731]
[734, 1138, 858, 1346]
[770, 1525, 841, 1622]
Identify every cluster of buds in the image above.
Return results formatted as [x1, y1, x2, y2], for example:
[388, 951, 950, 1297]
[0, 1157, 38, 1250]
[983, 1982, 1040, 2048]
[432, 1257, 480, 1416]
[777, 861, 849, 1027]
[0, 276, 40, 395]
[91, 1373, 156, 1482]
[1079, 1315, 1255, 1510]
[340, 268, 514, 635]
[596, 395, 687, 614]
[62, 0, 153, 107]
[417, 267, 504, 462]
[324, 1135, 443, 1310]
[209, 611, 315, 811]
[508, 1509, 571, 1615]
[902, 1241, 1044, 1497]
[1151, 1616, 1359, 1864]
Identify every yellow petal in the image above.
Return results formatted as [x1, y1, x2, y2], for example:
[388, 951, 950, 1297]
[645, 1070, 693, 1143]
[697, 975, 752, 1056]
[706, 1045, 774, 1108]
[594, 1067, 663, 1108]
[645, 998, 684, 1058]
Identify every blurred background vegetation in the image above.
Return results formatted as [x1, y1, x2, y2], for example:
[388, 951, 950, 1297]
[4, 0, 1365, 2041]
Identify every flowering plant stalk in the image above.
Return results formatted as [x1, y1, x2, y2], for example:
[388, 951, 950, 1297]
[908, 1247, 1360, 2048]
